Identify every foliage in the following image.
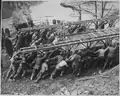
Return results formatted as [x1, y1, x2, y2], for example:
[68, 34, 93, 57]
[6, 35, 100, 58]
[61, 0, 119, 18]
[60, 0, 119, 29]
[2, 1, 44, 26]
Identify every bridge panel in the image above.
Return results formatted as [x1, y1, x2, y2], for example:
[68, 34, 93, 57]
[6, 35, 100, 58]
[20, 27, 119, 52]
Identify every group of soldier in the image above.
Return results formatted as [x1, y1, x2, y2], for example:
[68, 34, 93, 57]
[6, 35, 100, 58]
[2, 23, 119, 83]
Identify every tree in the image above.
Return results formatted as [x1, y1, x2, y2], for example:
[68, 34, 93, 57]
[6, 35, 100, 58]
[60, 2, 82, 20]
[2, 1, 44, 27]
[60, 0, 119, 29]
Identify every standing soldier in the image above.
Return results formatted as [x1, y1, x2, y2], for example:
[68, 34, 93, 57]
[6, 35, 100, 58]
[4, 35, 13, 58]
[2, 28, 5, 49]
[5, 28, 11, 37]
[103, 44, 117, 69]
[53, 19, 56, 25]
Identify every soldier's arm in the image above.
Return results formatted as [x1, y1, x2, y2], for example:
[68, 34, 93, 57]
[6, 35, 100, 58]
[94, 49, 99, 54]
[69, 55, 76, 61]
[104, 46, 109, 52]
[49, 56, 57, 61]
[65, 63, 69, 67]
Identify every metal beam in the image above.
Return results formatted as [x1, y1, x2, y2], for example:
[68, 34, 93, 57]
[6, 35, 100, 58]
[20, 15, 119, 32]
[59, 27, 119, 38]
[21, 34, 119, 52]
[57, 33, 119, 45]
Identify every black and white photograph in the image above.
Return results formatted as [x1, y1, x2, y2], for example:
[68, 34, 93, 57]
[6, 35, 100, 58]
[1, 0, 119, 95]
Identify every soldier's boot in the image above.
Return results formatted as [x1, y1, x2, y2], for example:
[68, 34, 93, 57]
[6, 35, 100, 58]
[60, 71, 64, 76]
[60, 68, 65, 76]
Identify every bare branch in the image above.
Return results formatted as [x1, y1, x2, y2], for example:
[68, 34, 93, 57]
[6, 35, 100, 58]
[60, 3, 79, 11]
[82, 8, 97, 17]
[60, 2, 97, 17]
[103, 4, 113, 18]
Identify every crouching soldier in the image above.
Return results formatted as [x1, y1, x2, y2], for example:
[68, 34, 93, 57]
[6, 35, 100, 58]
[68, 50, 81, 77]
[93, 46, 108, 69]
[31, 51, 46, 80]
[13, 54, 28, 79]
[31, 54, 41, 80]
[50, 60, 68, 80]
[103, 44, 117, 69]
[34, 60, 48, 83]
[6, 51, 22, 81]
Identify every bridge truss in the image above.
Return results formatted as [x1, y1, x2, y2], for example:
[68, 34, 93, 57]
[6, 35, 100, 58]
[20, 27, 119, 52]
[20, 14, 119, 32]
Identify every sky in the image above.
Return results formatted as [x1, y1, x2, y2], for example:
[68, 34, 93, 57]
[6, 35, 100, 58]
[30, 0, 93, 24]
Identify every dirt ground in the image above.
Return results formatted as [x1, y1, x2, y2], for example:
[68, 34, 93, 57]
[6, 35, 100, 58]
[1, 50, 119, 95]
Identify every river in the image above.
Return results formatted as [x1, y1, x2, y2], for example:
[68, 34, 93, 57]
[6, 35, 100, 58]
[2, 0, 118, 30]
[30, 0, 93, 25]
[2, 0, 93, 31]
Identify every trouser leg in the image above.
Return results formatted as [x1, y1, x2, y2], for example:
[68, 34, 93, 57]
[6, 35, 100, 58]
[35, 72, 43, 83]
[72, 65, 76, 76]
[77, 63, 82, 76]
[78, 67, 82, 76]
[6, 64, 13, 80]
[9, 65, 17, 79]
[108, 57, 113, 68]
[14, 63, 23, 79]
[93, 57, 102, 69]
[31, 69, 38, 80]
[99, 57, 105, 67]
[60, 67, 65, 76]
[92, 58, 98, 69]
[50, 68, 58, 79]
[103, 57, 109, 70]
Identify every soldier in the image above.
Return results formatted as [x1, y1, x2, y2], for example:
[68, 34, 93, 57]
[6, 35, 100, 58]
[4, 35, 13, 57]
[93, 46, 108, 69]
[34, 60, 48, 83]
[15, 32, 26, 50]
[112, 38, 119, 47]
[2, 28, 5, 49]
[6, 51, 22, 81]
[49, 51, 67, 79]
[68, 50, 81, 76]
[52, 36, 59, 45]
[13, 53, 27, 79]
[31, 51, 48, 80]
[103, 44, 117, 69]
[5, 28, 11, 37]
[53, 19, 56, 25]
